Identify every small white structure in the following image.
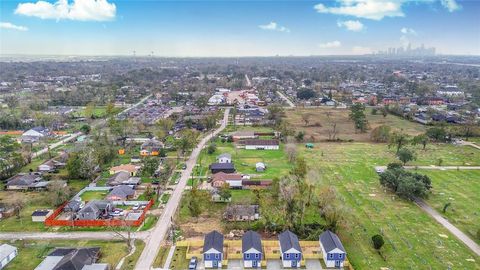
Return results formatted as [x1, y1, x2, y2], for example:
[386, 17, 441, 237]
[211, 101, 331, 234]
[208, 94, 225, 105]
[0, 244, 17, 269]
[255, 162, 266, 172]
[217, 153, 232, 164]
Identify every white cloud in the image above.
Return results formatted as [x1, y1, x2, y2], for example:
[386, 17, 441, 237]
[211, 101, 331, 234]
[337, 20, 364, 31]
[318, 41, 342, 48]
[400, 27, 417, 35]
[440, 0, 461, 12]
[314, 0, 404, 20]
[15, 0, 116, 21]
[258, 22, 290, 33]
[0, 22, 28, 31]
[352, 46, 372, 54]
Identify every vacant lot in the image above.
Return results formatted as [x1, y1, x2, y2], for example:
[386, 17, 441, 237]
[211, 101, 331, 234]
[285, 107, 426, 142]
[298, 142, 479, 270]
[80, 190, 108, 201]
[1, 239, 134, 270]
[419, 170, 480, 244]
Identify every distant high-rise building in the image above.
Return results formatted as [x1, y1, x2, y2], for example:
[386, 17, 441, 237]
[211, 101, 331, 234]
[375, 44, 436, 56]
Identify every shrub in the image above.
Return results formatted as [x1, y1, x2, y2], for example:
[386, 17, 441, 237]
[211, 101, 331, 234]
[372, 234, 385, 250]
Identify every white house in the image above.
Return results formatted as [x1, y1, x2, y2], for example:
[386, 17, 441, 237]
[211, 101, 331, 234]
[244, 139, 279, 150]
[0, 244, 17, 269]
[255, 162, 266, 172]
[31, 209, 53, 222]
[319, 230, 346, 268]
[278, 230, 302, 268]
[217, 153, 232, 164]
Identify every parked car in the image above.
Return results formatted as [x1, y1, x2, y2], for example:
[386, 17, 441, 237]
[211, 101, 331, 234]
[188, 256, 197, 270]
[132, 203, 140, 210]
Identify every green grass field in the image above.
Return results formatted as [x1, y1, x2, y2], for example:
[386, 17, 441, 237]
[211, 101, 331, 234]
[298, 142, 480, 270]
[80, 190, 108, 201]
[196, 140, 292, 180]
[419, 170, 480, 244]
[1, 239, 134, 270]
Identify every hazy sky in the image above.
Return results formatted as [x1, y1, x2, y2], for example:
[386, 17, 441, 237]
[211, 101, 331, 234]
[1, 0, 479, 56]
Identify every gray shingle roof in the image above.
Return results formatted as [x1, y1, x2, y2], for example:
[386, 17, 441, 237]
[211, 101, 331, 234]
[209, 163, 235, 170]
[319, 230, 346, 253]
[278, 230, 301, 253]
[203, 230, 224, 253]
[242, 230, 262, 253]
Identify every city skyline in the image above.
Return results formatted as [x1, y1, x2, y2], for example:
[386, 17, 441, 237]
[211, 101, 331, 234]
[0, 0, 479, 56]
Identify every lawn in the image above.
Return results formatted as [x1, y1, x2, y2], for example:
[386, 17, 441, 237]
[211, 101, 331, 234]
[0, 192, 51, 232]
[297, 142, 480, 269]
[196, 140, 292, 180]
[1, 239, 132, 270]
[119, 239, 145, 270]
[419, 169, 480, 244]
[139, 215, 158, 231]
[284, 107, 426, 142]
[153, 246, 171, 268]
[169, 246, 189, 270]
[80, 190, 108, 201]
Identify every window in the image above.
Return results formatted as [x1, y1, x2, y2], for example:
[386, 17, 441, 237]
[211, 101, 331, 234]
[215, 254, 219, 260]
[206, 254, 210, 260]
[338, 254, 343, 259]
[255, 253, 260, 259]
[246, 254, 250, 259]
[285, 253, 290, 259]
[328, 253, 334, 259]
[295, 253, 300, 259]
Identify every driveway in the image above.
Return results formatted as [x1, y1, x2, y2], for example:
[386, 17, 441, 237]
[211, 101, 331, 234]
[266, 260, 282, 270]
[227, 260, 243, 270]
[305, 259, 323, 270]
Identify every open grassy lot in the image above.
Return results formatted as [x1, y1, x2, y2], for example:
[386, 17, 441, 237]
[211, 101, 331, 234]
[1, 239, 133, 270]
[298, 142, 480, 269]
[196, 140, 292, 180]
[0, 191, 51, 232]
[285, 107, 426, 142]
[169, 246, 189, 270]
[418, 170, 480, 244]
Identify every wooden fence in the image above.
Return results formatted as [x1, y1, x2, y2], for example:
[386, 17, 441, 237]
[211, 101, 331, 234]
[45, 199, 154, 227]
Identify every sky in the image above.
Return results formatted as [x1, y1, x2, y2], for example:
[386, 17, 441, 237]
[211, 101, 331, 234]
[0, 0, 479, 56]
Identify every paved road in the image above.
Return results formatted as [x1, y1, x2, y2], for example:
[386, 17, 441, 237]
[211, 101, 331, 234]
[0, 231, 149, 241]
[276, 91, 295, 108]
[415, 198, 480, 256]
[245, 74, 252, 88]
[32, 132, 82, 158]
[459, 141, 480, 150]
[135, 108, 230, 270]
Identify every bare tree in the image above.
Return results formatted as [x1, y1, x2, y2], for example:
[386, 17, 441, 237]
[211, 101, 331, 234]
[301, 113, 312, 127]
[285, 143, 297, 162]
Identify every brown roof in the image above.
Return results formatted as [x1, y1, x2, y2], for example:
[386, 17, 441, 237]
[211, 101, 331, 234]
[212, 172, 243, 182]
[244, 139, 279, 146]
[110, 164, 139, 173]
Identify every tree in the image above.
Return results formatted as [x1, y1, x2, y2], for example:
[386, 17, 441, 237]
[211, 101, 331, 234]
[188, 186, 203, 219]
[389, 131, 410, 153]
[80, 124, 91, 134]
[372, 234, 385, 250]
[443, 202, 451, 213]
[381, 106, 388, 118]
[396, 148, 416, 165]
[295, 131, 305, 142]
[285, 143, 297, 162]
[207, 143, 217, 155]
[218, 183, 232, 201]
[296, 88, 316, 100]
[144, 184, 155, 201]
[301, 113, 312, 127]
[84, 102, 96, 119]
[291, 156, 307, 179]
[267, 104, 285, 126]
[370, 125, 391, 142]
[412, 134, 428, 150]
[156, 118, 174, 142]
[426, 127, 447, 142]
[141, 157, 160, 177]
[175, 129, 198, 158]
[105, 102, 116, 116]
[379, 165, 432, 200]
[48, 181, 73, 207]
[349, 103, 368, 133]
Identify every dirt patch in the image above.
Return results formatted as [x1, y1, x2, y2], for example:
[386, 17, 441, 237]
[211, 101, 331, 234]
[180, 215, 223, 238]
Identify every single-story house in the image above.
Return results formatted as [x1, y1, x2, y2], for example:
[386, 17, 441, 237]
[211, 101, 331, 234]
[211, 190, 232, 203]
[242, 230, 262, 268]
[5, 174, 47, 191]
[77, 200, 112, 220]
[255, 162, 266, 172]
[209, 163, 235, 174]
[319, 230, 346, 268]
[64, 200, 83, 212]
[244, 139, 279, 150]
[105, 185, 135, 201]
[279, 230, 302, 268]
[217, 153, 232, 164]
[31, 209, 53, 222]
[108, 171, 141, 186]
[21, 126, 50, 143]
[203, 230, 224, 269]
[34, 247, 108, 270]
[223, 205, 259, 222]
[140, 138, 164, 156]
[0, 244, 17, 269]
[109, 164, 140, 176]
[211, 172, 243, 189]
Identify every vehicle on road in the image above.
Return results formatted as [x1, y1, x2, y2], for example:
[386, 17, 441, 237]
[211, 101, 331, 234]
[188, 256, 197, 270]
